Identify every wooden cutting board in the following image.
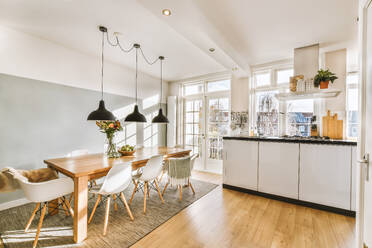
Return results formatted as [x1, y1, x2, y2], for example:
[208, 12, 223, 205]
[322, 110, 343, 139]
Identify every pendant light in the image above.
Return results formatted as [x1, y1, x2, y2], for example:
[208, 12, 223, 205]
[124, 44, 147, 122]
[152, 56, 169, 124]
[87, 26, 116, 121]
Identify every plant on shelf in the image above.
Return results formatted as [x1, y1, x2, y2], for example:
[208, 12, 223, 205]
[96, 120, 123, 158]
[313, 69, 338, 89]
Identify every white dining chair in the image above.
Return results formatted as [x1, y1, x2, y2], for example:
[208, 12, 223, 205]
[88, 163, 134, 236]
[162, 154, 198, 201]
[14, 173, 74, 248]
[129, 155, 164, 214]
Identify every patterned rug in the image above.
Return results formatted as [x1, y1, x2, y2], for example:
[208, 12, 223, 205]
[0, 179, 218, 248]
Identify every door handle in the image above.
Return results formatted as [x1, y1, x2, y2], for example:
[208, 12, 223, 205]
[358, 153, 370, 181]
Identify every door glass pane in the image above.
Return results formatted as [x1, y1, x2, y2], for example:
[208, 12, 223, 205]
[194, 112, 200, 123]
[186, 113, 194, 123]
[186, 101, 193, 111]
[186, 124, 193, 134]
[185, 135, 193, 146]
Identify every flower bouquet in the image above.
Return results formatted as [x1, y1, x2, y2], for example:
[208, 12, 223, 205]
[96, 120, 123, 158]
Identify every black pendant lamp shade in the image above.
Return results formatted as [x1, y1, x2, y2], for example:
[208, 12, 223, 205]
[124, 104, 147, 122]
[124, 44, 147, 123]
[152, 56, 169, 124]
[87, 100, 115, 120]
[87, 26, 116, 121]
[152, 108, 169, 123]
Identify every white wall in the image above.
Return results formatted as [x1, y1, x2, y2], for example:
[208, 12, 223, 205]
[231, 76, 249, 112]
[0, 25, 168, 101]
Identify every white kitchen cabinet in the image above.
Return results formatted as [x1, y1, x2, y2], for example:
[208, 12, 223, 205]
[223, 140, 258, 190]
[299, 144, 351, 210]
[258, 142, 299, 199]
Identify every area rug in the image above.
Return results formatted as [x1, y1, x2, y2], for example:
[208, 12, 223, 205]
[0, 179, 218, 248]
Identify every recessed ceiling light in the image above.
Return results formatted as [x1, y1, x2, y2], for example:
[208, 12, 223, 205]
[162, 9, 171, 16]
[209, 48, 215, 52]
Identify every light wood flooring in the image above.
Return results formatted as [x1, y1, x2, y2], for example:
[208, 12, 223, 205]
[0, 171, 355, 248]
[132, 171, 356, 248]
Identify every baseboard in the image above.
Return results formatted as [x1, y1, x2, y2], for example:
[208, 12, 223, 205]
[0, 197, 30, 211]
[223, 184, 356, 217]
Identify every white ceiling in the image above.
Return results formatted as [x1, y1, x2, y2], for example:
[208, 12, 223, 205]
[0, 0, 358, 81]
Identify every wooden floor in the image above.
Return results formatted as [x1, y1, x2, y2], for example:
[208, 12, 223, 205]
[0, 171, 355, 248]
[132, 171, 356, 248]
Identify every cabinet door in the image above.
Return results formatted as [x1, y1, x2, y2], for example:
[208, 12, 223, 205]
[258, 142, 299, 199]
[299, 144, 351, 210]
[223, 140, 258, 190]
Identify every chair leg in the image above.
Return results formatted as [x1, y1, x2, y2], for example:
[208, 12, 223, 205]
[129, 181, 138, 204]
[33, 203, 47, 248]
[178, 185, 182, 201]
[189, 179, 195, 194]
[68, 193, 73, 205]
[158, 171, 164, 182]
[64, 196, 74, 217]
[88, 194, 101, 224]
[103, 197, 111, 236]
[143, 182, 147, 214]
[154, 180, 164, 203]
[113, 194, 118, 211]
[60, 197, 70, 216]
[25, 203, 40, 232]
[162, 182, 169, 196]
[120, 192, 134, 221]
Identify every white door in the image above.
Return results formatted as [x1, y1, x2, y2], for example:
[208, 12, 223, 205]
[358, 1, 372, 247]
[184, 98, 205, 171]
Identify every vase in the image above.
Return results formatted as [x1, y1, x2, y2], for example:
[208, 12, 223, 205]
[105, 133, 120, 158]
[320, 81, 329, 89]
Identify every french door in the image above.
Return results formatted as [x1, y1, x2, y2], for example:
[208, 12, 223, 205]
[184, 94, 230, 174]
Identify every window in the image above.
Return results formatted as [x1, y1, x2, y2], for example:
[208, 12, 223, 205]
[115, 123, 137, 146]
[346, 72, 359, 138]
[286, 99, 314, 137]
[207, 79, 230, 92]
[276, 69, 294, 85]
[184, 83, 204, 96]
[144, 111, 158, 147]
[254, 72, 271, 87]
[255, 91, 279, 136]
[113, 104, 137, 146]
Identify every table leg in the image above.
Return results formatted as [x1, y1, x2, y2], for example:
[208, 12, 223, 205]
[48, 199, 59, 216]
[73, 176, 88, 243]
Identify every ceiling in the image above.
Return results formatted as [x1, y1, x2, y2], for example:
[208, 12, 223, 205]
[0, 0, 358, 81]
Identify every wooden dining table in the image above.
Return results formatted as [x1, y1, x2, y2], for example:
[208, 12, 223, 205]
[44, 146, 191, 243]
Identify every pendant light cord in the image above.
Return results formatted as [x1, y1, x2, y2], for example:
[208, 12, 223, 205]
[135, 47, 138, 104]
[160, 59, 163, 106]
[101, 30, 105, 101]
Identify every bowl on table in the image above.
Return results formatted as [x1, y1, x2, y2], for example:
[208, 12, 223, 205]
[118, 150, 136, 156]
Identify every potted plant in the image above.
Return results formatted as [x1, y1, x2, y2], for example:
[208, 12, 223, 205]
[313, 69, 338, 89]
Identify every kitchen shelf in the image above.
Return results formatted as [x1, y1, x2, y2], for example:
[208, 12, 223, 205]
[275, 89, 341, 101]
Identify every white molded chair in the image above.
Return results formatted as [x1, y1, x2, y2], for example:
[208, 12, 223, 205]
[129, 155, 164, 214]
[162, 154, 198, 201]
[14, 173, 74, 248]
[88, 163, 134, 235]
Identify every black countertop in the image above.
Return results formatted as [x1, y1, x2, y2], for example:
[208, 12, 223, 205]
[223, 135, 357, 146]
